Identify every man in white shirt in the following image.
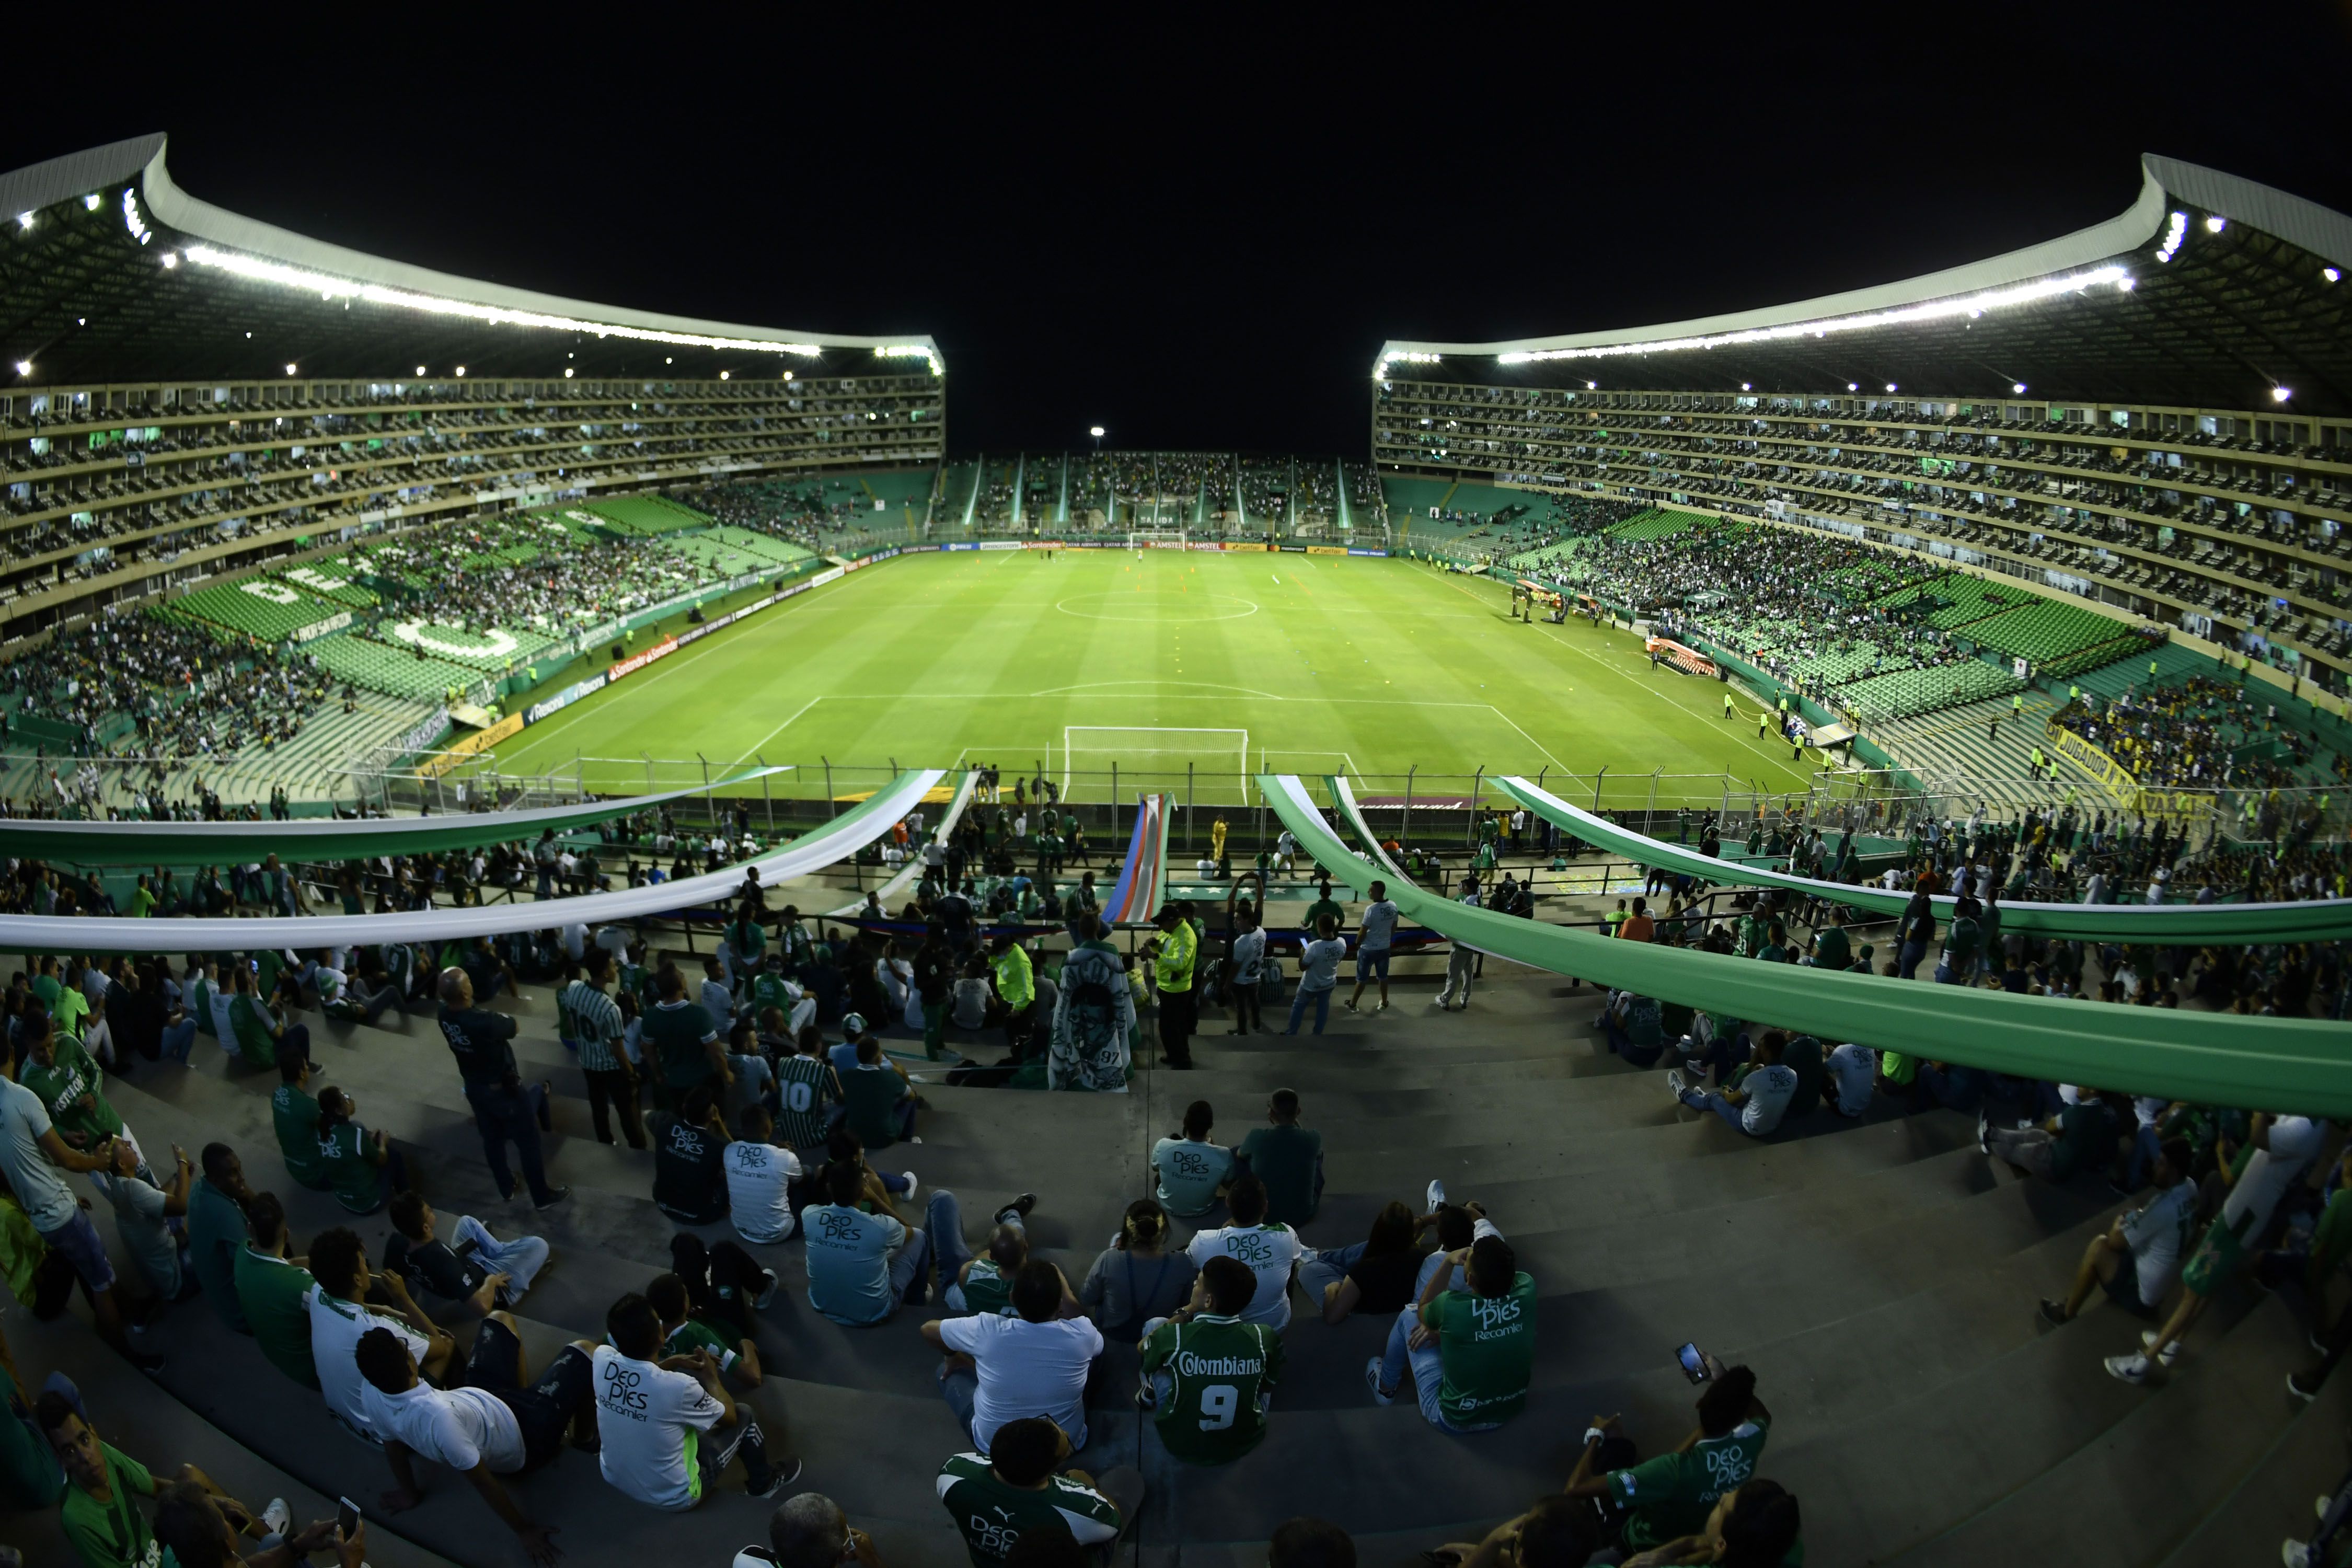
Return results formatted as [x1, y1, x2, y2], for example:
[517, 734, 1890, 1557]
[2041, 1138, 2197, 1328]
[1283, 916, 1347, 1037]
[2112, 1113, 2323, 1383]
[1823, 1043, 1877, 1118]
[1345, 882, 1402, 1014]
[1668, 1031, 1799, 1137]
[723, 1105, 804, 1245]
[304, 1227, 456, 1445]
[1184, 1178, 1304, 1329]
[361, 1312, 597, 1566]
[923, 1259, 1099, 1450]
[592, 1293, 792, 1508]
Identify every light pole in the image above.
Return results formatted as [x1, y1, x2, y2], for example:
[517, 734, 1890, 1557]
[1089, 425, 1105, 453]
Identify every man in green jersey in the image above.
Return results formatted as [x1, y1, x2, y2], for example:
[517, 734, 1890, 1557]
[1138, 1256, 1284, 1465]
[643, 966, 729, 1112]
[235, 1193, 321, 1390]
[935, 1417, 1142, 1568]
[39, 1391, 272, 1568]
[228, 964, 310, 1075]
[1562, 1362, 1773, 1554]
[1367, 1235, 1535, 1433]
[272, 1051, 328, 1193]
[18, 1006, 136, 1168]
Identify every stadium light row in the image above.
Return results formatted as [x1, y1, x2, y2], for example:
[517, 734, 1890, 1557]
[5, 136, 2350, 695]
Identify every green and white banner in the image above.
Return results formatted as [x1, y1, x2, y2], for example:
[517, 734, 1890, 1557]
[1260, 774, 2352, 1116]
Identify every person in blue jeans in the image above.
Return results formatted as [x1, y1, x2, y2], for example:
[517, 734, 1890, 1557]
[1367, 1235, 1536, 1434]
[1285, 916, 1347, 1036]
[801, 1159, 1015, 1325]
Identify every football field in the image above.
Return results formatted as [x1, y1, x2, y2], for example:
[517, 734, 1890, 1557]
[477, 548, 1820, 807]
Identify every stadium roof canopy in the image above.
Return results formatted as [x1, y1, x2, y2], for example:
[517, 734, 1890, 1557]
[1377, 155, 2352, 417]
[0, 134, 941, 387]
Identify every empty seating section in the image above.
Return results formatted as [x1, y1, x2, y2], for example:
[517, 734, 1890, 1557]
[170, 577, 345, 641]
[1602, 508, 1705, 541]
[707, 525, 814, 566]
[1839, 659, 2024, 718]
[1966, 599, 2149, 677]
[270, 559, 379, 607]
[307, 636, 485, 702]
[1874, 571, 2028, 629]
[575, 495, 707, 534]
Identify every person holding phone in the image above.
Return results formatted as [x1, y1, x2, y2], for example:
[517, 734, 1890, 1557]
[1559, 1363, 1772, 1555]
[151, 1477, 366, 1568]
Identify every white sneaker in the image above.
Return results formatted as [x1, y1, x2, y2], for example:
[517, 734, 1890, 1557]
[900, 1173, 919, 1202]
[1666, 1068, 1690, 1100]
[2140, 1330, 2182, 1367]
[2105, 1353, 2153, 1385]
[1426, 1179, 1447, 1213]
[2284, 1541, 2315, 1568]
[262, 1499, 291, 1539]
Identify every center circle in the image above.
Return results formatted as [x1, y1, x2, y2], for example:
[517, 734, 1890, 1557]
[1055, 592, 1260, 622]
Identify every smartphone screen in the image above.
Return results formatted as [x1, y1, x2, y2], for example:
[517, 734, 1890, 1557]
[1675, 1342, 1710, 1383]
[337, 1497, 361, 1540]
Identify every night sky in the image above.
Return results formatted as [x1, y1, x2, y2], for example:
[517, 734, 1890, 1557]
[9, 9, 2349, 456]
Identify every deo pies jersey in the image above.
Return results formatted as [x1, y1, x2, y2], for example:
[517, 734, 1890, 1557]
[936, 1452, 1122, 1568]
[1138, 1312, 1285, 1465]
[1420, 1271, 1537, 1427]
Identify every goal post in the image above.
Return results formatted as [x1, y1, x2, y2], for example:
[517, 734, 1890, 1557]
[1123, 528, 1187, 551]
[1063, 725, 1248, 804]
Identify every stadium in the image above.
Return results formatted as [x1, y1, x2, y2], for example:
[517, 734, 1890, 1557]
[0, 119, 2350, 1568]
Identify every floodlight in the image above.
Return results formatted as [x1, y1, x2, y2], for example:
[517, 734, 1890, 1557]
[1586, 381, 1597, 390]
[14, 212, 30, 230]
[2012, 383, 2027, 395]
[1090, 426, 1105, 437]
[2273, 386, 2293, 402]
[12, 361, 29, 376]
[666, 356, 673, 364]
[159, 251, 178, 268]
[2325, 268, 2342, 283]
[455, 366, 466, 377]
[1739, 383, 1750, 391]
[720, 370, 730, 380]
[1847, 383, 1859, 392]
[81, 193, 100, 211]
[415, 365, 426, 376]
[1885, 383, 1897, 393]
[2205, 215, 2227, 233]
[564, 368, 574, 378]
[285, 363, 297, 375]
[2118, 277, 2137, 291]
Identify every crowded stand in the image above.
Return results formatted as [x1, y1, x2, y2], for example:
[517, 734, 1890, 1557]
[1, 766, 2350, 1566]
[2053, 675, 2341, 793]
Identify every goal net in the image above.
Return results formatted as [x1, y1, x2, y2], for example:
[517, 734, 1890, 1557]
[1063, 726, 1248, 804]
[1123, 528, 1188, 550]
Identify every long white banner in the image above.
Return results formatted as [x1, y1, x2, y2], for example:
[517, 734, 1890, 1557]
[0, 770, 944, 951]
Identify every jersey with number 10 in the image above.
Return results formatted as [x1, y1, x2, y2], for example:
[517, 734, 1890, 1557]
[773, 1054, 835, 1150]
[1138, 1312, 1284, 1464]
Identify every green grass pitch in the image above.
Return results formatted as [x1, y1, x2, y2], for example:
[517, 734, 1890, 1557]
[479, 549, 1821, 808]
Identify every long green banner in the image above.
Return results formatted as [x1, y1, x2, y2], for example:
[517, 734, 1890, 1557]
[1494, 775, 2352, 945]
[1259, 775, 2352, 1117]
[0, 767, 792, 866]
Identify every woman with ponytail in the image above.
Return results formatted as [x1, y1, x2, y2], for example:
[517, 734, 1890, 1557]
[1078, 1198, 1198, 1342]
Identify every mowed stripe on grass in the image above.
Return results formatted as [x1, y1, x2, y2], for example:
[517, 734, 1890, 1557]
[481, 550, 1817, 804]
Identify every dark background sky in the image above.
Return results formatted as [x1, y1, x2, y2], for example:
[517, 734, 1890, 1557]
[9, 7, 2350, 456]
